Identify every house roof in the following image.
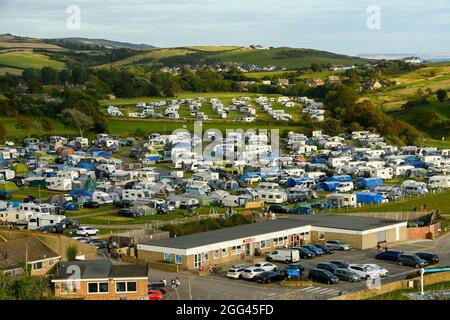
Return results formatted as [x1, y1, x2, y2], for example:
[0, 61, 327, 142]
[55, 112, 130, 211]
[139, 215, 403, 250]
[52, 260, 148, 280]
[0, 236, 60, 270]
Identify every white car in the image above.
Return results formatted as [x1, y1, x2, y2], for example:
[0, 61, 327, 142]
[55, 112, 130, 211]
[254, 262, 278, 272]
[362, 264, 389, 277]
[226, 267, 247, 279]
[242, 267, 266, 280]
[76, 226, 100, 237]
[348, 264, 380, 280]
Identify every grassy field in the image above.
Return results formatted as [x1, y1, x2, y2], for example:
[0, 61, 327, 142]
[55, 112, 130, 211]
[368, 281, 450, 300]
[0, 51, 65, 70]
[332, 191, 450, 215]
[0, 67, 23, 75]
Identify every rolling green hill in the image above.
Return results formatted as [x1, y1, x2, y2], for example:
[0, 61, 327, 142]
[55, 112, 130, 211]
[103, 46, 366, 69]
[0, 51, 65, 70]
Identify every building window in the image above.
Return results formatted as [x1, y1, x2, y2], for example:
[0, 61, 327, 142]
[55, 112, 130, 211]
[236, 245, 242, 255]
[222, 248, 228, 257]
[88, 282, 109, 294]
[33, 261, 43, 270]
[230, 246, 237, 256]
[202, 252, 209, 261]
[116, 281, 137, 293]
[48, 259, 54, 266]
[304, 232, 310, 240]
[213, 250, 220, 260]
[163, 253, 172, 263]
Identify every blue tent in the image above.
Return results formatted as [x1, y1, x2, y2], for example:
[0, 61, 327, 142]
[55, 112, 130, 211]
[310, 158, 327, 164]
[286, 177, 315, 188]
[355, 177, 383, 190]
[326, 175, 352, 182]
[240, 172, 267, 182]
[64, 202, 79, 211]
[92, 151, 113, 159]
[355, 192, 384, 204]
[69, 189, 93, 199]
[316, 181, 339, 192]
[403, 160, 426, 169]
[77, 162, 94, 171]
[146, 155, 163, 161]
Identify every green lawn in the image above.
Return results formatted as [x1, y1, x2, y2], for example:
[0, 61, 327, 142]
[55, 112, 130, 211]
[368, 281, 450, 300]
[0, 51, 65, 70]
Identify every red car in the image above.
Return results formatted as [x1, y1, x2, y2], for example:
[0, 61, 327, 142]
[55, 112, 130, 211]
[148, 290, 164, 300]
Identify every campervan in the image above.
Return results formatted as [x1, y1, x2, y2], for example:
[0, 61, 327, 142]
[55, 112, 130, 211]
[27, 214, 66, 230]
[45, 177, 72, 191]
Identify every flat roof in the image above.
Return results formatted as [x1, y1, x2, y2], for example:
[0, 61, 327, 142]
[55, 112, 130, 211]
[139, 215, 404, 250]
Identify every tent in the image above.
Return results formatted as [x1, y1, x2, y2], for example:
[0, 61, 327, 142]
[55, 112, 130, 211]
[13, 163, 29, 175]
[310, 158, 327, 164]
[59, 148, 75, 157]
[286, 177, 315, 188]
[64, 202, 78, 211]
[48, 195, 67, 205]
[0, 181, 18, 191]
[403, 160, 426, 169]
[325, 175, 352, 182]
[315, 181, 339, 192]
[355, 177, 383, 190]
[354, 192, 384, 204]
[69, 189, 93, 199]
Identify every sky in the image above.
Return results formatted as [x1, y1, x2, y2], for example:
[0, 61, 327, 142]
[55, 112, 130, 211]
[0, 0, 449, 55]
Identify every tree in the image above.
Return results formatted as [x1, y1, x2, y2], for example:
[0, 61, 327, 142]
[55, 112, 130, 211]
[65, 244, 78, 261]
[60, 109, 93, 137]
[15, 116, 32, 138]
[436, 89, 447, 102]
[0, 123, 6, 144]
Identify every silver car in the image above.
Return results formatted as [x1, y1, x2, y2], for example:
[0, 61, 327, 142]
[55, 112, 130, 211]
[325, 240, 352, 251]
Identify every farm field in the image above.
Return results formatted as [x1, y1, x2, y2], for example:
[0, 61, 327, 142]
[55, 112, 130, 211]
[0, 67, 23, 75]
[0, 51, 65, 70]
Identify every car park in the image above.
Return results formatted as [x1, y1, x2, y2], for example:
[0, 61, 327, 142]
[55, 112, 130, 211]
[398, 254, 428, 268]
[254, 262, 278, 272]
[415, 252, 439, 265]
[88, 239, 108, 249]
[242, 267, 266, 280]
[72, 236, 90, 243]
[254, 271, 286, 284]
[291, 246, 316, 259]
[325, 240, 352, 251]
[76, 226, 99, 237]
[226, 267, 246, 279]
[308, 268, 339, 285]
[334, 268, 361, 282]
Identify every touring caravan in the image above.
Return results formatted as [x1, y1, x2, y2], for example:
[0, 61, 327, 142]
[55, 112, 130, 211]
[27, 214, 66, 230]
[402, 181, 428, 196]
[326, 194, 357, 209]
[427, 175, 450, 189]
[92, 191, 114, 205]
[121, 189, 154, 201]
[45, 177, 72, 191]
[257, 190, 287, 204]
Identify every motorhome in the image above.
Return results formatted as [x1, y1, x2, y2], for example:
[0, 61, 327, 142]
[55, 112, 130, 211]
[91, 191, 114, 205]
[27, 214, 66, 230]
[121, 189, 154, 201]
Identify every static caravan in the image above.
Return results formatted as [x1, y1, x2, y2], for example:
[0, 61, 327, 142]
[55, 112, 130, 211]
[326, 194, 357, 209]
[45, 177, 72, 191]
[257, 190, 287, 204]
[427, 175, 450, 189]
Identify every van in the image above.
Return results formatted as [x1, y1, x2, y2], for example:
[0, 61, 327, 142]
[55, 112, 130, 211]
[266, 249, 300, 263]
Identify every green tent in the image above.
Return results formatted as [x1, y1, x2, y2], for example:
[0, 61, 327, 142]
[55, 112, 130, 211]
[13, 163, 29, 175]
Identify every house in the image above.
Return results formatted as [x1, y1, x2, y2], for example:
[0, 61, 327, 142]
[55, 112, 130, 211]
[0, 236, 61, 276]
[277, 78, 289, 86]
[306, 79, 325, 87]
[52, 260, 148, 300]
[364, 80, 383, 91]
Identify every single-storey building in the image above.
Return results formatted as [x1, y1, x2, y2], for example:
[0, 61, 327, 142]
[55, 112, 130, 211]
[137, 215, 407, 270]
[52, 260, 148, 300]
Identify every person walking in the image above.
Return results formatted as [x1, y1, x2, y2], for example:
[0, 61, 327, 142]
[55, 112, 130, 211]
[170, 278, 176, 290]
[175, 277, 181, 289]
[377, 244, 381, 252]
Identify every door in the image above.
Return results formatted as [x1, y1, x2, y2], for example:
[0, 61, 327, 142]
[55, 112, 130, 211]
[377, 230, 386, 243]
[194, 254, 202, 269]
[245, 243, 251, 256]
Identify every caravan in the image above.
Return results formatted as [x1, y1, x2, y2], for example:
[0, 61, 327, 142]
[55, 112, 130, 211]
[326, 194, 357, 209]
[257, 190, 287, 204]
[45, 177, 72, 191]
[91, 191, 114, 205]
[427, 175, 450, 189]
[402, 181, 428, 196]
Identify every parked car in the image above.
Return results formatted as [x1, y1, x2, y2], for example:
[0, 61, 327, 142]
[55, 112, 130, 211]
[286, 262, 305, 274]
[308, 268, 339, 285]
[0, 191, 12, 200]
[375, 250, 402, 261]
[37, 223, 64, 234]
[254, 262, 278, 272]
[325, 240, 352, 251]
[314, 244, 334, 254]
[76, 226, 99, 237]
[88, 239, 108, 249]
[242, 267, 266, 280]
[83, 201, 100, 209]
[118, 208, 142, 217]
[254, 271, 286, 284]
[226, 267, 246, 279]
[398, 254, 428, 268]
[72, 236, 90, 243]
[329, 260, 350, 269]
[415, 252, 439, 265]
[148, 282, 168, 294]
[148, 290, 164, 300]
[348, 264, 380, 280]
[60, 218, 79, 229]
[291, 207, 312, 215]
[316, 262, 338, 274]
[362, 264, 389, 277]
[334, 268, 361, 282]
[268, 205, 291, 214]
[292, 246, 316, 259]
[115, 199, 133, 208]
[301, 244, 324, 256]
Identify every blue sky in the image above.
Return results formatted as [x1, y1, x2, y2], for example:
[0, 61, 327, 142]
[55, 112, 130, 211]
[0, 0, 449, 55]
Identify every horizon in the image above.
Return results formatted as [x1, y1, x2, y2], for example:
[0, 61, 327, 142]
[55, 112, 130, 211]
[1, 0, 450, 56]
